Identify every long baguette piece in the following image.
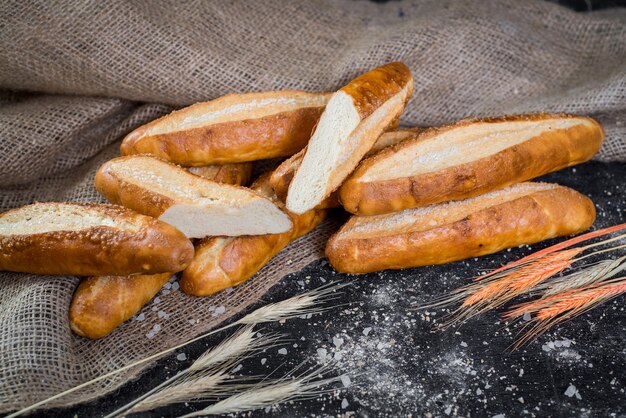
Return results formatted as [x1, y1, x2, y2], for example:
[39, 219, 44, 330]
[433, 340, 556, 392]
[69, 273, 172, 339]
[286, 62, 414, 214]
[120, 91, 331, 165]
[327, 182, 595, 274]
[271, 128, 422, 207]
[71, 159, 253, 339]
[95, 155, 292, 238]
[0, 203, 193, 276]
[339, 114, 604, 215]
[187, 162, 253, 186]
[181, 173, 326, 296]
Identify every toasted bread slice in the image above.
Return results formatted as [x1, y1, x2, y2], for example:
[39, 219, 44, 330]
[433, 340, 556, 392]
[339, 114, 604, 215]
[327, 182, 595, 274]
[95, 155, 292, 238]
[181, 173, 326, 296]
[187, 162, 253, 186]
[120, 91, 331, 165]
[286, 62, 414, 214]
[0, 203, 193, 275]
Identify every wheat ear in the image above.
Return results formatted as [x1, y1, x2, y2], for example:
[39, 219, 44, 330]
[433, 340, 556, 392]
[505, 276, 626, 349]
[176, 364, 342, 417]
[106, 326, 282, 417]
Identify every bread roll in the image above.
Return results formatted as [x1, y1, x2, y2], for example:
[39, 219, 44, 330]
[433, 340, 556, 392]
[327, 182, 595, 274]
[286, 62, 414, 214]
[339, 114, 604, 215]
[0, 202, 193, 275]
[120, 91, 331, 165]
[187, 162, 253, 185]
[181, 173, 326, 296]
[270, 129, 421, 205]
[95, 155, 292, 238]
[69, 273, 172, 339]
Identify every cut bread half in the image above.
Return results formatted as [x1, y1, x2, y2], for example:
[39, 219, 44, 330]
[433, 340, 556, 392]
[339, 114, 604, 215]
[270, 128, 421, 205]
[187, 162, 253, 186]
[286, 62, 414, 214]
[0, 202, 193, 276]
[181, 172, 326, 296]
[326, 182, 596, 274]
[120, 91, 331, 165]
[95, 155, 293, 238]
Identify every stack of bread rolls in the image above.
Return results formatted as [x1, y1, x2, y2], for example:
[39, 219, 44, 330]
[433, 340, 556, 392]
[0, 62, 604, 339]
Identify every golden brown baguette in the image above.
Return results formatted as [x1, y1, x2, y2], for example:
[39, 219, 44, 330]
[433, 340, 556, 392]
[69, 273, 171, 339]
[339, 114, 604, 215]
[0, 202, 193, 276]
[181, 173, 326, 296]
[270, 128, 421, 206]
[95, 155, 292, 238]
[187, 162, 253, 186]
[71, 159, 253, 339]
[120, 91, 331, 165]
[286, 62, 414, 214]
[326, 182, 595, 274]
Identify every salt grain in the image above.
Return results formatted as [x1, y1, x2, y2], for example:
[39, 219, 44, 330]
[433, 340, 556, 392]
[341, 375, 351, 388]
[214, 306, 226, 314]
[333, 337, 344, 348]
[171, 282, 180, 291]
[341, 398, 349, 409]
[564, 384, 578, 398]
[232, 364, 242, 373]
[261, 358, 267, 365]
[363, 327, 372, 336]
[317, 348, 328, 362]
[135, 313, 145, 321]
[278, 348, 287, 355]
[176, 353, 187, 361]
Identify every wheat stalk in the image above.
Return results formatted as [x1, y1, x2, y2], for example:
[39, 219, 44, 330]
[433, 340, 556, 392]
[176, 364, 342, 417]
[8, 282, 348, 418]
[538, 255, 626, 296]
[236, 282, 349, 324]
[504, 276, 626, 349]
[428, 249, 581, 329]
[127, 369, 232, 413]
[475, 223, 626, 281]
[106, 325, 282, 417]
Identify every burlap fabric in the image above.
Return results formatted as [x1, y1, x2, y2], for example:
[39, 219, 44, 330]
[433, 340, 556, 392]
[0, 0, 624, 412]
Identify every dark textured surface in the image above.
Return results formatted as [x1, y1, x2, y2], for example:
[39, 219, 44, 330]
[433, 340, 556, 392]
[31, 160, 625, 417]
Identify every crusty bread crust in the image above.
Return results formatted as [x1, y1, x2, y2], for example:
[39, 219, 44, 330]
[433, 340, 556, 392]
[339, 114, 604, 215]
[0, 203, 193, 276]
[120, 91, 330, 165]
[69, 273, 172, 339]
[327, 183, 596, 274]
[181, 173, 326, 296]
[187, 162, 253, 185]
[341, 62, 413, 119]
